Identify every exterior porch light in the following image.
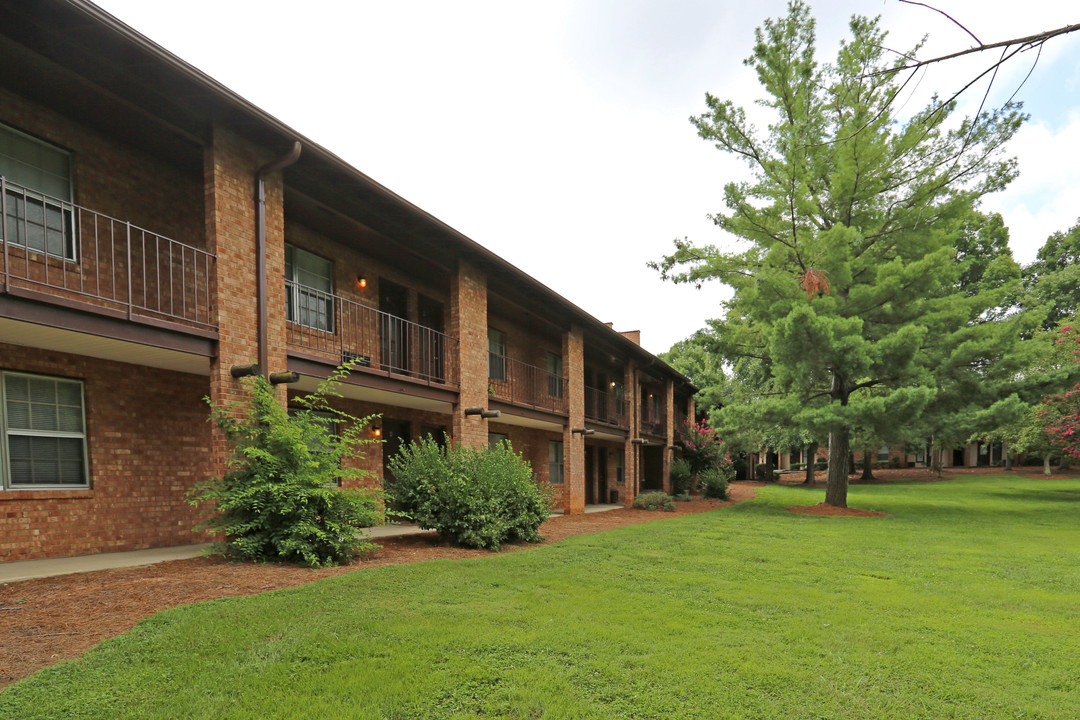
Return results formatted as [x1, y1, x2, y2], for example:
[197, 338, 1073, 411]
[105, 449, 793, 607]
[631, 438, 649, 445]
[571, 428, 595, 436]
[372, 424, 382, 438]
[269, 371, 300, 385]
[464, 407, 500, 419]
[356, 275, 368, 289]
[230, 363, 261, 378]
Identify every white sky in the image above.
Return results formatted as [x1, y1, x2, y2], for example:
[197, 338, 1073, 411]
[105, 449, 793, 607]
[94, 0, 1080, 355]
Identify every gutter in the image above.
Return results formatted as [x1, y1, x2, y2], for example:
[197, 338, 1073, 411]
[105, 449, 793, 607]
[255, 142, 302, 374]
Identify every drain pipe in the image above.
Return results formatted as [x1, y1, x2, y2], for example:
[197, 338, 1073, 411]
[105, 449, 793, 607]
[254, 141, 301, 375]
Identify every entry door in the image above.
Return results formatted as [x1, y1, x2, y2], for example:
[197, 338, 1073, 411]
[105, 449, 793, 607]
[584, 446, 596, 505]
[598, 450, 609, 504]
[379, 280, 409, 374]
[382, 418, 412, 490]
[417, 295, 444, 382]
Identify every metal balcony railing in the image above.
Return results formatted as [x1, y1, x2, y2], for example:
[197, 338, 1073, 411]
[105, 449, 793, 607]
[640, 418, 667, 437]
[1, 177, 215, 331]
[285, 280, 459, 386]
[584, 385, 629, 428]
[488, 353, 568, 415]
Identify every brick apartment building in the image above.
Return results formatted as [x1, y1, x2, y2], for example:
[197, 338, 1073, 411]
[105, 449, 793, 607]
[0, 0, 695, 562]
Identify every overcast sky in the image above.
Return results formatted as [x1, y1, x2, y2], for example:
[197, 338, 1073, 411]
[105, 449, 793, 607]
[94, 0, 1080, 355]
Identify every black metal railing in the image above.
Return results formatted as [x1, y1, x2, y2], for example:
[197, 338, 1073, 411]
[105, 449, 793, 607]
[286, 280, 459, 386]
[1, 176, 215, 330]
[585, 384, 629, 428]
[488, 353, 568, 414]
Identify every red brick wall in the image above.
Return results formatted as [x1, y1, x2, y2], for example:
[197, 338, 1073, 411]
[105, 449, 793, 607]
[0, 344, 212, 561]
[487, 422, 563, 508]
[563, 325, 585, 514]
[451, 260, 489, 448]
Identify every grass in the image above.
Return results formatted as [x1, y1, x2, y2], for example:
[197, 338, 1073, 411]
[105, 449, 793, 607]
[3, 474, 1079, 719]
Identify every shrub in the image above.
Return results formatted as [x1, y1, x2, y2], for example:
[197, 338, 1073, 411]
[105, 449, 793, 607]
[673, 492, 692, 502]
[791, 462, 805, 470]
[678, 419, 725, 476]
[189, 370, 382, 568]
[755, 463, 777, 482]
[388, 437, 552, 550]
[888, 456, 903, 469]
[633, 491, 676, 511]
[670, 457, 693, 496]
[699, 465, 731, 499]
[815, 458, 828, 471]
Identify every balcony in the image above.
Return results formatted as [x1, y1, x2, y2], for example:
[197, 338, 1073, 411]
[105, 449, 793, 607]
[584, 385, 629, 428]
[1, 177, 216, 334]
[640, 418, 666, 437]
[285, 280, 459, 387]
[488, 353, 568, 415]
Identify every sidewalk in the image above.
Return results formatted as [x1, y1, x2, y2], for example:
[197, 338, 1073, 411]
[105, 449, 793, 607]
[1, 505, 625, 584]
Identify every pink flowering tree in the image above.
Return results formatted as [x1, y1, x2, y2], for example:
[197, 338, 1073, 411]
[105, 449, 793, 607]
[1042, 383, 1080, 462]
[677, 419, 735, 499]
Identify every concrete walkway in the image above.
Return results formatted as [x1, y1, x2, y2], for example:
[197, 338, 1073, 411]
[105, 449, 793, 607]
[1, 504, 626, 584]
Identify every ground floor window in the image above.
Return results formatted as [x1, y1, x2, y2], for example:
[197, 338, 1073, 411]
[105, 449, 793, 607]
[548, 441, 564, 484]
[876, 445, 890, 462]
[2, 372, 87, 488]
[489, 432, 509, 450]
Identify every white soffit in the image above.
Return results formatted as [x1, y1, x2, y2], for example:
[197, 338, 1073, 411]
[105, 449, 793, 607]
[0, 318, 210, 375]
[291, 374, 453, 414]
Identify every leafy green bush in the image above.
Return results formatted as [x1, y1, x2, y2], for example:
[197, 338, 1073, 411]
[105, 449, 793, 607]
[388, 437, 552, 550]
[815, 458, 828, 471]
[189, 370, 382, 568]
[632, 491, 676, 511]
[699, 465, 731, 499]
[755, 463, 777, 482]
[888, 456, 903, 469]
[670, 457, 693, 496]
[673, 492, 692, 502]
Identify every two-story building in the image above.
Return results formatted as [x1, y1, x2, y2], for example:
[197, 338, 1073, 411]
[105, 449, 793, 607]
[0, 0, 695, 562]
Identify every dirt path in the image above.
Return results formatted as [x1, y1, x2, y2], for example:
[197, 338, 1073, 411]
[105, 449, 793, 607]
[0, 484, 760, 689]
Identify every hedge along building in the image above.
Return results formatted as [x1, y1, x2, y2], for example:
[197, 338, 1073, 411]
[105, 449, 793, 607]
[0, 0, 696, 562]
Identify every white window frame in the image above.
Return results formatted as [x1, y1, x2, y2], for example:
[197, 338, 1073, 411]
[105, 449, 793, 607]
[1, 371, 89, 490]
[488, 328, 507, 382]
[0, 122, 76, 262]
[285, 243, 334, 332]
[548, 440, 564, 484]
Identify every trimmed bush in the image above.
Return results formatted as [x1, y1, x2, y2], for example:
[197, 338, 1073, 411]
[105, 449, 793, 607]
[815, 458, 828, 471]
[388, 438, 552, 550]
[189, 371, 382, 568]
[700, 465, 730, 499]
[670, 457, 693, 496]
[633, 491, 676, 511]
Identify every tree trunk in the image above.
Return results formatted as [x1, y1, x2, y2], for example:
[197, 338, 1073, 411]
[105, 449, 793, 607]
[1003, 440, 1013, 471]
[930, 436, 942, 477]
[860, 448, 875, 482]
[804, 442, 818, 485]
[826, 428, 850, 507]
[1044, 455, 1053, 476]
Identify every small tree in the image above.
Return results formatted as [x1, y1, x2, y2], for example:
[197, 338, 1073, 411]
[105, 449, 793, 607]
[189, 368, 382, 567]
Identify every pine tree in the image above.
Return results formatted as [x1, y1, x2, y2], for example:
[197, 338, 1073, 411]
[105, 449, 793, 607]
[654, 1, 1024, 507]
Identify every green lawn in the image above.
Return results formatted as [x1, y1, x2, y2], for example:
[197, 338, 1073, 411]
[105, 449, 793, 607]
[3, 474, 1079, 719]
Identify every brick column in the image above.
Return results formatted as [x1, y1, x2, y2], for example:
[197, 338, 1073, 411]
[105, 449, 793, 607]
[623, 362, 638, 506]
[662, 378, 675, 494]
[563, 324, 585, 514]
[204, 127, 289, 474]
[451, 260, 488, 448]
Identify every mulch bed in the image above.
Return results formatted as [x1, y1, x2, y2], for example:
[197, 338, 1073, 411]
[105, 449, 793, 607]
[0, 484, 760, 690]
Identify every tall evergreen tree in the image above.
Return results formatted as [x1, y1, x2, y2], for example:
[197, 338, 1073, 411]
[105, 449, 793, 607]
[653, 2, 1024, 507]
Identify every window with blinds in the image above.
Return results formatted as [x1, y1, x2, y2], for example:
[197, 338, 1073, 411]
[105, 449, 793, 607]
[285, 243, 334, 332]
[3, 373, 87, 488]
[0, 123, 75, 260]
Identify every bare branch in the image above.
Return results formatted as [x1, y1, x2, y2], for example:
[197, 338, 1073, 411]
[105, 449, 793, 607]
[869, 22, 1080, 77]
[899, 0, 982, 45]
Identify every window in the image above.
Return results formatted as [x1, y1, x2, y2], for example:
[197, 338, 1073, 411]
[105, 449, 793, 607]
[488, 432, 510, 450]
[488, 328, 506, 381]
[1, 123, 75, 260]
[876, 445, 890, 462]
[2, 372, 87, 488]
[285, 244, 334, 332]
[548, 440, 564, 484]
[546, 352, 563, 398]
[615, 451, 624, 484]
[613, 381, 625, 415]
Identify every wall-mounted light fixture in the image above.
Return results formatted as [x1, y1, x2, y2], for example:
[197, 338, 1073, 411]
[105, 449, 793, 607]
[356, 275, 368, 289]
[269, 371, 300, 385]
[464, 407, 500, 419]
[571, 427, 595, 436]
[230, 363, 261, 378]
[610, 381, 616, 388]
[372, 424, 382, 438]
[631, 438, 650, 446]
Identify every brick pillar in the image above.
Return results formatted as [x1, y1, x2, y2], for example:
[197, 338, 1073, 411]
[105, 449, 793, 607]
[662, 378, 675, 494]
[563, 324, 585, 514]
[204, 126, 289, 474]
[451, 260, 488, 448]
[623, 361, 638, 506]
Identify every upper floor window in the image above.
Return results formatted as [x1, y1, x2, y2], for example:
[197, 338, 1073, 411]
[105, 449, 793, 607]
[546, 352, 563, 398]
[2, 372, 87, 489]
[0, 123, 75, 260]
[548, 440, 564, 484]
[285, 244, 334, 332]
[488, 328, 506, 382]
